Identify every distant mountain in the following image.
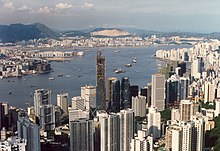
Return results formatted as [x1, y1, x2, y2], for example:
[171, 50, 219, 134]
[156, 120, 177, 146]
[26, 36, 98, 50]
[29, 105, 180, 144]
[0, 23, 57, 42]
[90, 28, 131, 37]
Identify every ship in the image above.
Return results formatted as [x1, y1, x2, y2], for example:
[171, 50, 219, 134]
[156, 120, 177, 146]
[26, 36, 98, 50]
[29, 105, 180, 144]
[125, 64, 132, 67]
[115, 68, 125, 74]
[57, 74, 63, 77]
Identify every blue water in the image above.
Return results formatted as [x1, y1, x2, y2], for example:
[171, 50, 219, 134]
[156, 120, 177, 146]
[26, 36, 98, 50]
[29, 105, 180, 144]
[0, 45, 191, 109]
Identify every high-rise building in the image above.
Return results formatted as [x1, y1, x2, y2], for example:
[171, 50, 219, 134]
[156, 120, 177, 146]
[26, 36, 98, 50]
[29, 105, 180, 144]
[179, 77, 189, 100]
[57, 93, 68, 114]
[192, 114, 205, 151]
[203, 82, 215, 103]
[140, 87, 148, 103]
[96, 50, 106, 111]
[111, 79, 121, 113]
[118, 109, 134, 151]
[121, 77, 130, 109]
[130, 85, 139, 98]
[69, 119, 94, 151]
[166, 76, 179, 107]
[147, 106, 161, 139]
[151, 74, 165, 111]
[215, 99, 220, 117]
[179, 100, 194, 121]
[96, 110, 120, 151]
[39, 104, 55, 131]
[81, 85, 96, 110]
[132, 96, 146, 117]
[34, 89, 51, 116]
[72, 96, 85, 110]
[171, 108, 180, 121]
[147, 84, 152, 107]
[69, 109, 89, 122]
[107, 77, 118, 110]
[17, 112, 41, 151]
[0, 102, 10, 130]
[130, 130, 153, 151]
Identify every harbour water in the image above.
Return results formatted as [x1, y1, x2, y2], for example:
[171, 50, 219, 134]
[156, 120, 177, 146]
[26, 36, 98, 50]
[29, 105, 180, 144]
[0, 45, 191, 109]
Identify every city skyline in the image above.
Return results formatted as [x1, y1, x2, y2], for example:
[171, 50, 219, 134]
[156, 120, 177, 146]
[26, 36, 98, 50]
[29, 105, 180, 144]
[0, 0, 220, 32]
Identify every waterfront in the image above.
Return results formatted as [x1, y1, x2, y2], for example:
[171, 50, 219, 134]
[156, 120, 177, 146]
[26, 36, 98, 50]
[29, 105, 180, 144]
[0, 45, 191, 108]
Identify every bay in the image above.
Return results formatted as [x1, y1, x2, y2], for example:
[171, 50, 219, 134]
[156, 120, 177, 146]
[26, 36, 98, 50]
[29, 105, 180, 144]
[0, 45, 191, 109]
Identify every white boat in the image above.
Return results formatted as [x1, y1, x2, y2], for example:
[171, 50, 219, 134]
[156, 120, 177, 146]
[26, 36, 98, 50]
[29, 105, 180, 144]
[48, 77, 55, 80]
[77, 51, 85, 56]
[114, 50, 120, 53]
[115, 68, 125, 74]
[125, 64, 132, 67]
[132, 57, 137, 63]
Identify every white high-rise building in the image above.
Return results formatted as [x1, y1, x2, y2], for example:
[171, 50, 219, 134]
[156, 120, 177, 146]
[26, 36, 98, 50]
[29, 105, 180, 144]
[118, 109, 134, 151]
[203, 82, 215, 103]
[171, 108, 180, 121]
[132, 96, 146, 117]
[81, 85, 96, 109]
[147, 106, 161, 139]
[151, 74, 165, 111]
[57, 93, 68, 113]
[171, 126, 182, 151]
[69, 119, 94, 151]
[69, 109, 89, 122]
[130, 130, 153, 151]
[215, 99, 220, 117]
[191, 58, 201, 79]
[97, 110, 120, 151]
[179, 100, 194, 121]
[72, 96, 86, 110]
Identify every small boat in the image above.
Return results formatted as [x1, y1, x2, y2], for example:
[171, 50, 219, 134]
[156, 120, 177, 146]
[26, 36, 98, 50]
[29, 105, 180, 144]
[115, 68, 125, 74]
[48, 77, 55, 80]
[66, 75, 71, 77]
[132, 57, 137, 63]
[58, 74, 63, 77]
[8, 91, 12, 95]
[114, 50, 120, 53]
[125, 64, 132, 67]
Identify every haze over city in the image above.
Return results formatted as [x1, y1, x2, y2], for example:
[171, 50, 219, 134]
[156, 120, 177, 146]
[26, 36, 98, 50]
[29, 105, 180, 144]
[0, 0, 220, 32]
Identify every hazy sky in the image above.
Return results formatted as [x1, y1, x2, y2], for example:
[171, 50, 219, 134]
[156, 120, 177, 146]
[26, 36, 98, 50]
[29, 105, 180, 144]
[0, 0, 220, 32]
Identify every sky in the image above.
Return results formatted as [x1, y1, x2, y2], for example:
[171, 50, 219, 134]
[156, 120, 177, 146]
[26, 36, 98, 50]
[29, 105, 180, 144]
[0, 0, 220, 32]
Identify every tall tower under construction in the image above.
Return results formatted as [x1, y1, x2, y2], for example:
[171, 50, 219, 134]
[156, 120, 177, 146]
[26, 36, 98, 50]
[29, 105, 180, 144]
[96, 50, 106, 111]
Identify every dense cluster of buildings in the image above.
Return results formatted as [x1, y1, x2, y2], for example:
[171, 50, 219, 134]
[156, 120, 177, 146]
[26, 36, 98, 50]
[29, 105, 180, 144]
[1, 40, 220, 150]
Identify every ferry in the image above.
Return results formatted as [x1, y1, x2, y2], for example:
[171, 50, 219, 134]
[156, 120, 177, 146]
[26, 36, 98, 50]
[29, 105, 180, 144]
[125, 64, 132, 67]
[115, 68, 125, 74]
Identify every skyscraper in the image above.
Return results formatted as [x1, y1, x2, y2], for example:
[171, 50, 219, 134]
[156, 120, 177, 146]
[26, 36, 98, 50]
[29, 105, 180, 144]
[81, 85, 96, 110]
[34, 89, 51, 116]
[179, 77, 189, 100]
[111, 79, 120, 113]
[69, 119, 94, 151]
[34, 89, 55, 131]
[132, 96, 146, 117]
[147, 106, 161, 139]
[108, 77, 117, 110]
[96, 110, 120, 151]
[166, 75, 179, 107]
[57, 93, 68, 114]
[96, 50, 106, 111]
[147, 84, 152, 107]
[17, 111, 41, 151]
[121, 77, 130, 109]
[130, 85, 139, 98]
[151, 74, 165, 111]
[118, 109, 134, 151]
[180, 100, 194, 121]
